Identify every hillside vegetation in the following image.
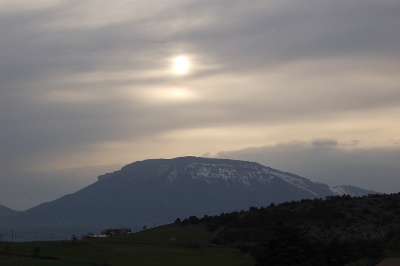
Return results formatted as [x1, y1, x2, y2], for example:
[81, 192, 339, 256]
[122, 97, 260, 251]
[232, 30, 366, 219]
[186, 193, 400, 243]
[174, 193, 400, 265]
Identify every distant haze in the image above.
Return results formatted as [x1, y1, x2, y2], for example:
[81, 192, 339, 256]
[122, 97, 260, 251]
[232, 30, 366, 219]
[1, 0, 400, 210]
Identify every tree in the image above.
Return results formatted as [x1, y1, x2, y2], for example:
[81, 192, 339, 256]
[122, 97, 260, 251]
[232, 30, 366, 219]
[253, 222, 315, 265]
[325, 236, 358, 266]
[253, 222, 359, 266]
[188, 216, 200, 224]
[71, 234, 78, 241]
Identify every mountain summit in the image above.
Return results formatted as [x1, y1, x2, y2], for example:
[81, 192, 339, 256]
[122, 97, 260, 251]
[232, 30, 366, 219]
[0, 156, 379, 241]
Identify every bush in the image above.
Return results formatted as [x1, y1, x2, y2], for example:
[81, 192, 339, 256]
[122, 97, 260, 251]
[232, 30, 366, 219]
[32, 245, 42, 257]
[211, 238, 222, 245]
[4, 243, 12, 254]
[237, 244, 252, 253]
[205, 222, 219, 232]
[185, 241, 199, 249]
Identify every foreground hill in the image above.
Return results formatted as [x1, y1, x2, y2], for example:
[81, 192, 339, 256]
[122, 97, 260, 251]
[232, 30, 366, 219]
[0, 156, 378, 241]
[190, 193, 400, 245]
[175, 193, 400, 265]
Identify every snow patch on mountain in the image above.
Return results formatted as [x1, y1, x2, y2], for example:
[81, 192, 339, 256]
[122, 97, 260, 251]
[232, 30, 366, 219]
[331, 186, 353, 196]
[163, 163, 278, 186]
[184, 163, 256, 186]
[264, 170, 318, 196]
[162, 161, 322, 193]
[330, 185, 381, 197]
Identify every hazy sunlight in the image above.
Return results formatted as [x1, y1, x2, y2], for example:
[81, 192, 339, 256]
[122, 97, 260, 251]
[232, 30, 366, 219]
[172, 55, 190, 75]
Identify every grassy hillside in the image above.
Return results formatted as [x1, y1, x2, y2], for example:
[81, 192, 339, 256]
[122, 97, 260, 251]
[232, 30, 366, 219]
[0, 225, 254, 266]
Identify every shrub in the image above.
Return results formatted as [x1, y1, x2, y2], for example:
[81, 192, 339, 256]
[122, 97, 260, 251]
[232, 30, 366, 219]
[185, 241, 199, 249]
[32, 245, 42, 257]
[4, 243, 12, 254]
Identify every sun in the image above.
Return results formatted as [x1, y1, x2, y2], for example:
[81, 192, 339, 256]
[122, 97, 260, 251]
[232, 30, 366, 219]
[172, 55, 190, 75]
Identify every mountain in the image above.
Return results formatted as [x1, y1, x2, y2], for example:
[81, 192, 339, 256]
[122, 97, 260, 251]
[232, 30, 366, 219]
[0, 204, 18, 217]
[0, 156, 380, 241]
[330, 185, 379, 197]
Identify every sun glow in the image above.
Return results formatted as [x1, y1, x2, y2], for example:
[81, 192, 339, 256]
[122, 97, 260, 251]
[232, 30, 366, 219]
[133, 87, 198, 103]
[172, 55, 190, 74]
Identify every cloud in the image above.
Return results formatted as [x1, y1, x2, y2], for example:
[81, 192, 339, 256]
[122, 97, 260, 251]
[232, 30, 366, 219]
[1, 0, 400, 210]
[215, 140, 400, 194]
[175, 0, 400, 74]
[311, 138, 338, 147]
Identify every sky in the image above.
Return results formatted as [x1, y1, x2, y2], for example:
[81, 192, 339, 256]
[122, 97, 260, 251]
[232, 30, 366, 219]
[1, 0, 400, 211]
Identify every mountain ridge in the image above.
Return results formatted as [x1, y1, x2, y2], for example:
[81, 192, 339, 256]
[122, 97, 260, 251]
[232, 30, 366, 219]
[0, 156, 380, 241]
[0, 204, 19, 216]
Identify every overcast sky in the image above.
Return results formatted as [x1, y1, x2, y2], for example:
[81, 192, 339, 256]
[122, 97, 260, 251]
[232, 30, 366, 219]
[1, 0, 400, 210]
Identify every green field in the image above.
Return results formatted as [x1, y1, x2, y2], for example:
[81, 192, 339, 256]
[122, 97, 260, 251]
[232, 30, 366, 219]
[0, 225, 254, 266]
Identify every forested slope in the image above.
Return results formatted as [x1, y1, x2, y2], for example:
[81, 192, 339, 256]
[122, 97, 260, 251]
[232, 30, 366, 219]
[177, 193, 400, 265]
